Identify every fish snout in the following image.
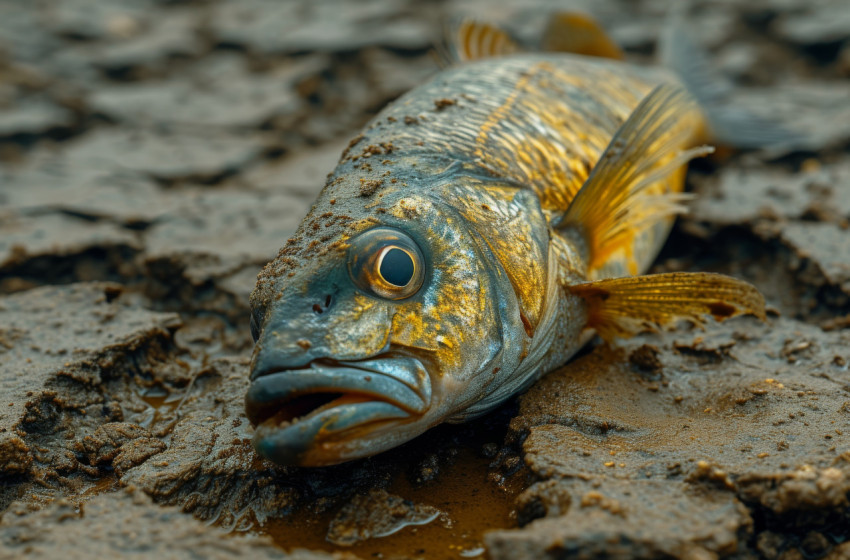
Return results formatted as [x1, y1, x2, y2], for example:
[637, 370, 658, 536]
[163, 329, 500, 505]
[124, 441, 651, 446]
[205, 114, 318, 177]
[249, 289, 342, 377]
[250, 335, 316, 381]
[245, 354, 433, 466]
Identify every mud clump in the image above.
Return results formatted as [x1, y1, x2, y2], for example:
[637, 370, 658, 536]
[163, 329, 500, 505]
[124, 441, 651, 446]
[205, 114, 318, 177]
[0, 283, 182, 502]
[496, 479, 750, 558]
[117, 357, 299, 530]
[358, 179, 384, 197]
[326, 489, 440, 546]
[81, 423, 166, 476]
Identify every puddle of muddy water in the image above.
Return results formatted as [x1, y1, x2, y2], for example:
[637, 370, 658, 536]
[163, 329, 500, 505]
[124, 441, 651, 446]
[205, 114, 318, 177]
[261, 446, 523, 559]
[138, 372, 524, 557]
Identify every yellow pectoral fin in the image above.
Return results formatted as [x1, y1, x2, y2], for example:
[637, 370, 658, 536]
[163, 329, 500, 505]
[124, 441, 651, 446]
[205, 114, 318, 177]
[542, 12, 624, 60]
[568, 272, 766, 342]
[559, 84, 712, 276]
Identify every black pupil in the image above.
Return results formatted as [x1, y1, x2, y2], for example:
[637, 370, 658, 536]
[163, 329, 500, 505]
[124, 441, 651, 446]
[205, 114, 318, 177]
[380, 248, 414, 287]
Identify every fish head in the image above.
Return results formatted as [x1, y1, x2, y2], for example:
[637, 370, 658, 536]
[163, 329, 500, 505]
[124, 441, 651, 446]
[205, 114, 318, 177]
[246, 183, 539, 467]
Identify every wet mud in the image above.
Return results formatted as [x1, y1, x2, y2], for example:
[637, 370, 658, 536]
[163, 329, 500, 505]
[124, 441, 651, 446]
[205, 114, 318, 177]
[1, 0, 850, 559]
[267, 444, 523, 559]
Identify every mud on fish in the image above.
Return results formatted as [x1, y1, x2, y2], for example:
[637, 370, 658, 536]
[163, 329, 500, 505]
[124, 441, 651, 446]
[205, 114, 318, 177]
[245, 13, 791, 467]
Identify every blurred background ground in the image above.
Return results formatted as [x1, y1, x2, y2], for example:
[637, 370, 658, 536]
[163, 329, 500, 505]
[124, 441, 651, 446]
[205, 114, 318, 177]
[0, 0, 849, 559]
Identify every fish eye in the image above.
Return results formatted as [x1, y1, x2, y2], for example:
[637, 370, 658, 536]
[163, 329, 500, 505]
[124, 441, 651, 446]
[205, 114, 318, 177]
[378, 247, 415, 287]
[348, 228, 425, 300]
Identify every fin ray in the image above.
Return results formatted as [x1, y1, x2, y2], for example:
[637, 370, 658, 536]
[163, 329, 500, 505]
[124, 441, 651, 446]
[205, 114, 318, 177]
[439, 18, 521, 65]
[559, 84, 712, 274]
[569, 272, 766, 341]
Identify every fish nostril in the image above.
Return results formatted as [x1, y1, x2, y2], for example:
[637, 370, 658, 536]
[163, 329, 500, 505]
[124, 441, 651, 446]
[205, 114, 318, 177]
[312, 295, 334, 315]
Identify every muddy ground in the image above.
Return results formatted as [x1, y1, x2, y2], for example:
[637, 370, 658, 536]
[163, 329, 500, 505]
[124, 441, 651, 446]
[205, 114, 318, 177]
[1, 0, 849, 558]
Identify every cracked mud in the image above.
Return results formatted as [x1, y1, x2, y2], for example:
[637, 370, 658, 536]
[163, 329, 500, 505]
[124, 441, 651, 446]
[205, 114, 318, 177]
[1, 0, 850, 559]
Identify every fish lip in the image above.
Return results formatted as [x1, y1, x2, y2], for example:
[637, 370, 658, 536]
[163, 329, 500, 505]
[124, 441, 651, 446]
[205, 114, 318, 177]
[245, 362, 430, 425]
[252, 400, 410, 466]
[245, 354, 433, 465]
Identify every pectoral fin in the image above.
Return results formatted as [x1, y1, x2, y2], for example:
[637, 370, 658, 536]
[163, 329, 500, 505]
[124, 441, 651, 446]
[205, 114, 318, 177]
[559, 84, 713, 276]
[542, 12, 624, 60]
[569, 272, 766, 341]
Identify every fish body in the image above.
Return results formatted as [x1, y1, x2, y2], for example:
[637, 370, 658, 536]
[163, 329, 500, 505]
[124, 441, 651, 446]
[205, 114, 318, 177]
[246, 20, 767, 467]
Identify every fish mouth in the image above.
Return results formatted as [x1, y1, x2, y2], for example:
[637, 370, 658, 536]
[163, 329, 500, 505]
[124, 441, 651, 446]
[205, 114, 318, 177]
[245, 354, 432, 466]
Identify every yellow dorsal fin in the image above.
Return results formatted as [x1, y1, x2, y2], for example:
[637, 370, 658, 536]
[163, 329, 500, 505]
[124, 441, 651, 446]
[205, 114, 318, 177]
[558, 84, 712, 275]
[440, 19, 521, 64]
[541, 12, 624, 60]
[569, 272, 766, 341]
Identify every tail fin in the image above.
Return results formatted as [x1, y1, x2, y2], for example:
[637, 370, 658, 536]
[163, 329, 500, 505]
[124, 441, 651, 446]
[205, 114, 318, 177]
[660, 13, 803, 149]
[558, 84, 713, 277]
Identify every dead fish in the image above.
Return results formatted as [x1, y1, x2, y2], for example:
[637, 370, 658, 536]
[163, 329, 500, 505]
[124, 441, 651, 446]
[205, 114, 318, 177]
[245, 14, 782, 467]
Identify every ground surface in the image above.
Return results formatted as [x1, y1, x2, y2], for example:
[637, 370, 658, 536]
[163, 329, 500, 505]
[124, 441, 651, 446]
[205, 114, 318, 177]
[1, 0, 849, 559]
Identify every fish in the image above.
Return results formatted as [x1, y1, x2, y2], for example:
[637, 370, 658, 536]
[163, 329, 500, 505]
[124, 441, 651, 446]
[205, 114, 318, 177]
[245, 13, 785, 467]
